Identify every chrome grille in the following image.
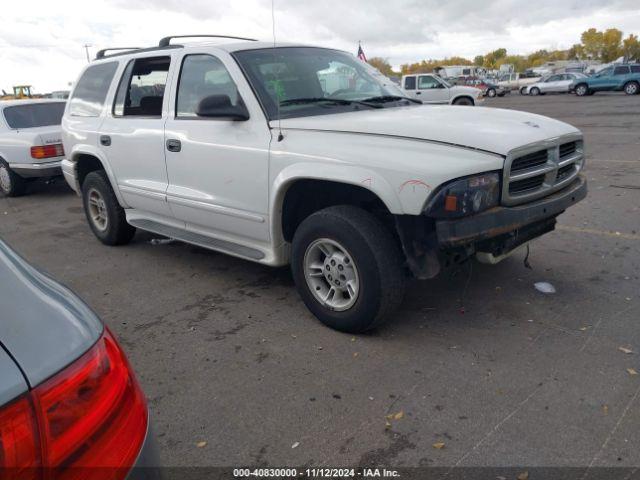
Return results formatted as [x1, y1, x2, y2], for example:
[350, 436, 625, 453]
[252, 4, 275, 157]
[502, 135, 584, 206]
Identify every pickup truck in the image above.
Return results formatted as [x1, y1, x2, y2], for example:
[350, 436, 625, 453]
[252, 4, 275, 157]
[497, 72, 542, 95]
[401, 73, 483, 105]
[0, 100, 66, 196]
[61, 37, 587, 333]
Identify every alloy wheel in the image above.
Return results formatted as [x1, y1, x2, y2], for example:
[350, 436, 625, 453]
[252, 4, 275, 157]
[87, 188, 109, 232]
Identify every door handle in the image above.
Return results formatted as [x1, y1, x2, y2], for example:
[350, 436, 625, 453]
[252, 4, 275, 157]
[415, 91, 421, 95]
[166, 139, 181, 152]
[100, 135, 111, 146]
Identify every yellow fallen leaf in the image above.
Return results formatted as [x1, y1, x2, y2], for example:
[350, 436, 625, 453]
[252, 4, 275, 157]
[579, 326, 591, 331]
[353, 352, 359, 358]
[619, 346, 634, 354]
[517, 472, 529, 480]
[386, 411, 404, 421]
[385, 420, 392, 429]
[432, 442, 445, 449]
[196, 441, 207, 448]
[603, 405, 609, 415]
[628, 368, 638, 376]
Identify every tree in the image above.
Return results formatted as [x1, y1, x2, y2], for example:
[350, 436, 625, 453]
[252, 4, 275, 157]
[581, 28, 604, 59]
[367, 57, 396, 77]
[473, 55, 484, 66]
[601, 28, 623, 62]
[623, 34, 640, 61]
[567, 43, 585, 60]
[483, 48, 508, 69]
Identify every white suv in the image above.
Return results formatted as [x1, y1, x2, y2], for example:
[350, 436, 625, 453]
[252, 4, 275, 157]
[61, 36, 587, 333]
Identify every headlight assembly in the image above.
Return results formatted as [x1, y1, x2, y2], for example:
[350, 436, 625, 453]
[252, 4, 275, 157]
[423, 172, 500, 218]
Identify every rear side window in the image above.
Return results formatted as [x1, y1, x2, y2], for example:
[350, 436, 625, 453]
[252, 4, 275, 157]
[69, 62, 118, 117]
[613, 66, 630, 75]
[631, 65, 640, 73]
[404, 76, 416, 90]
[3, 103, 66, 129]
[113, 56, 170, 117]
[176, 54, 240, 117]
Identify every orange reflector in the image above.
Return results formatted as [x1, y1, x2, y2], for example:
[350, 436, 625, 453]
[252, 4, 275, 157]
[444, 195, 458, 212]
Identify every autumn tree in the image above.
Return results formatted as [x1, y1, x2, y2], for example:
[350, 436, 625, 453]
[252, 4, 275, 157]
[581, 28, 604, 59]
[601, 28, 623, 62]
[473, 55, 484, 66]
[622, 34, 640, 60]
[367, 57, 396, 76]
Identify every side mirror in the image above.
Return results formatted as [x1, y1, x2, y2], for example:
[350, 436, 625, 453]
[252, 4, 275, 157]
[196, 94, 249, 121]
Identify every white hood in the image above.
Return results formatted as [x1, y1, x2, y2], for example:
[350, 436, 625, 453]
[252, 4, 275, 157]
[273, 105, 580, 156]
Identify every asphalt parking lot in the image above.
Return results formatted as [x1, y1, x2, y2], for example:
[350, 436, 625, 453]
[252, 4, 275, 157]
[1, 92, 639, 470]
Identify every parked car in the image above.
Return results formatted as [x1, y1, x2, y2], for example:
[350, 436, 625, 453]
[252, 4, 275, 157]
[524, 73, 589, 96]
[497, 72, 542, 94]
[572, 64, 640, 96]
[61, 37, 587, 333]
[0, 99, 66, 196]
[461, 77, 508, 97]
[402, 73, 484, 105]
[0, 239, 157, 478]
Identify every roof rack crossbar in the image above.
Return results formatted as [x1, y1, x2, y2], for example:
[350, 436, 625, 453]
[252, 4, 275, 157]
[159, 35, 258, 47]
[96, 47, 143, 59]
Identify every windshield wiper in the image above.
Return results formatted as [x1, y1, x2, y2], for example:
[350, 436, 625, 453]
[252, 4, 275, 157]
[360, 95, 422, 105]
[279, 97, 383, 108]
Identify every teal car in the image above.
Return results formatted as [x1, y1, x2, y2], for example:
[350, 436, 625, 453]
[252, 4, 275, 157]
[572, 64, 640, 96]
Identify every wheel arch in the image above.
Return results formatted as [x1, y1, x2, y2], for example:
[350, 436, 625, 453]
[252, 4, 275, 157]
[69, 146, 127, 206]
[451, 95, 475, 105]
[271, 167, 403, 246]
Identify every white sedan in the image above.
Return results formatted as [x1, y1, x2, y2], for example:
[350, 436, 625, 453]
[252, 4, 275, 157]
[524, 73, 589, 96]
[0, 100, 66, 196]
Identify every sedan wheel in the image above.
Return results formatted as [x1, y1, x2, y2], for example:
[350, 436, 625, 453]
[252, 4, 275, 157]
[530, 87, 540, 96]
[575, 84, 589, 96]
[0, 159, 26, 197]
[487, 88, 496, 98]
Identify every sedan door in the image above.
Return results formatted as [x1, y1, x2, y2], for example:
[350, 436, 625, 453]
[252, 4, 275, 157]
[540, 75, 562, 93]
[163, 52, 271, 244]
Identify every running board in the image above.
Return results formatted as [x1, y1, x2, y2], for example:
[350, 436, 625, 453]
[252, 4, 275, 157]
[129, 219, 265, 260]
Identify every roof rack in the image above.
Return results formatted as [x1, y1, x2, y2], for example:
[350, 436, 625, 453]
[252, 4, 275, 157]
[158, 35, 258, 47]
[96, 48, 142, 59]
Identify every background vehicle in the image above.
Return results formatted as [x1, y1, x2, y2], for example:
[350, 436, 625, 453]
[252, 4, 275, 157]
[402, 73, 483, 105]
[0, 85, 39, 100]
[497, 72, 542, 94]
[0, 239, 157, 479]
[462, 77, 508, 97]
[524, 73, 588, 96]
[0, 100, 66, 196]
[62, 37, 586, 333]
[572, 64, 640, 96]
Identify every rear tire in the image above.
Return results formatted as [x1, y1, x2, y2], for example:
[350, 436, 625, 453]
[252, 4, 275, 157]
[575, 84, 589, 96]
[0, 158, 27, 197]
[81, 170, 136, 245]
[291, 205, 405, 333]
[452, 97, 474, 106]
[519, 86, 527, 95]
[624, 81, 639, 95]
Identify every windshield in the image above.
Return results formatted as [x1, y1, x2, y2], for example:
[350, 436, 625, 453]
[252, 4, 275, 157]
[233, 47, 411, 120]
[3, 102, 65, 129]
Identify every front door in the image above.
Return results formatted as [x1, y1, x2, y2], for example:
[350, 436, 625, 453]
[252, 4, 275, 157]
[417, 75, 450, 103]
[99, 55, 174, 217]
[163, 53, 271, 243]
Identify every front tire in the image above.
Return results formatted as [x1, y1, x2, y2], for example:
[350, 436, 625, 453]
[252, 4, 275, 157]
[487, 88, 496, 98]
[81, 170, 136, 245]
[530, 87, 540, 96]
[0, 158, 27, 197]
[291, 205, 405, 333]
[624, 81, 639, 95]
[575, 84, 589, 96]
[452, 97, 474, 106]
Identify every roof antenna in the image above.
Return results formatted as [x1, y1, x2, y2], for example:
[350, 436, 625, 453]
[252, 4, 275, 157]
[272, 0, 284, 142]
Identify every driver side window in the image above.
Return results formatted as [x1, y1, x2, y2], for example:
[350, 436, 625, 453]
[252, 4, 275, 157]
[418, 76, 440, 89]
[176, 54, 241, 118]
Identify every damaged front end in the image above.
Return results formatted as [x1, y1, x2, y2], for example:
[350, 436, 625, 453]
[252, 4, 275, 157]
[395, 175, 587, 279]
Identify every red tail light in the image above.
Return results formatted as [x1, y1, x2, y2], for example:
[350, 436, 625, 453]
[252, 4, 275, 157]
[30, 144, 65, 159]
[0, 328, 147, 480]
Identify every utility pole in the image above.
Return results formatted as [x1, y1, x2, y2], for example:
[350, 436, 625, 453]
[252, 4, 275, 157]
[83, 44, 92, 63]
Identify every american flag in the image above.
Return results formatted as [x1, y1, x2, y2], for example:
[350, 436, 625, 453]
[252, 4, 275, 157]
[357, 42, 367, 62]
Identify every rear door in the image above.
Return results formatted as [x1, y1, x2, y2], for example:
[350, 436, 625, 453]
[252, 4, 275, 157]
[417, 75, 449, 103]
[613, 66, 631, 89]
[99, 55, 175, 218]
[402, 76, 418, 99]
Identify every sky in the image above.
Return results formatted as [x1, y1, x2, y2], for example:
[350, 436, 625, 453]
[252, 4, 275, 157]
[1, 0, 639, 93]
